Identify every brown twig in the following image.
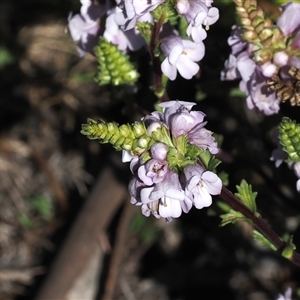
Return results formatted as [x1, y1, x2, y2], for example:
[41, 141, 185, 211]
[101, 200, 136, 300]
[35, 166, 127, 299]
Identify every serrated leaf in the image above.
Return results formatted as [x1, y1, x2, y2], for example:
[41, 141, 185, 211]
[235, 180, 257, 213]
[220, 210, 251, 226]
[198, 150, 221, 172]
[253, 230, 277, 251]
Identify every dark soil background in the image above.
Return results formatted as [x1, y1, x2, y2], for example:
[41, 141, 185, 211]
[1, 0, 300, 299]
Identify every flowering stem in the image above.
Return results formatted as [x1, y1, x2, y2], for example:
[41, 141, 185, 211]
[220, 186, 300, 268]
[149, 16, 169, 102]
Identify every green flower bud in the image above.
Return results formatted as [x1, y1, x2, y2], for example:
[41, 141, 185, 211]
[95, 38, 139, 86]
[81, 119, 153, 154]
[279, 117, 300, 162]
[138, 135, 151, 148]
[132, 122, 147, 138]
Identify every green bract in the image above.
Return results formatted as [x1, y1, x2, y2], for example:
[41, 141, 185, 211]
[95, 38, 139, 86]
[279, 117, 300, 163]
[81, 119, 152, 155]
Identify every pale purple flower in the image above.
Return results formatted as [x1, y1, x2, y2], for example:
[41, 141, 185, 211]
[241, 69, 280, 115]
[114, 0, 163, 30]
[183, 165, 222, 209]
[276, 287, 292, 300]
[139, 171, 192, 218]
[68, 0, 106, 56]
[129, 170, 192, 219]
[158, 101, 219, 154]
[137, 143, 169, 185]
[177, 0, 219, 43]
[161, 36, 205, 80]
[104, 9, 144, 51]
[277, 3, 300, 36]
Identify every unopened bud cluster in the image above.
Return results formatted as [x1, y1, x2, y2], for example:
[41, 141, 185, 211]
[81, 119, 151, 156]
[222, 1, 300, 115]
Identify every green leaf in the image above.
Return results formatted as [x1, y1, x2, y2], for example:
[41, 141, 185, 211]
[0, 46, 14, 70]
[30, 196, 53, 221]
[253, 230, 277, 251]
[220, 210, 251, 227]
[235, 180, 257, 213]
[282, 234, 296, 259]
[18, 213, 34, 230]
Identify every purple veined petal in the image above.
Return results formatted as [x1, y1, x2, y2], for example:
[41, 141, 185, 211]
[159, 197, 182, 218]
[161, 58, 177, 80]
[171, 113, 195, 137]
[201, 171, 222, 195]
[158, 101, 196, 111]
[190, 110, 206, 123]
[277, 3, 300, 36]
[176, 55, 200, 79]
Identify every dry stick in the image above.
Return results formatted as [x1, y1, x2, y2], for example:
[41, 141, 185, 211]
[35, 166, 127, 300]
[221, 186, 300, 267]
[102, 200, 136, 300]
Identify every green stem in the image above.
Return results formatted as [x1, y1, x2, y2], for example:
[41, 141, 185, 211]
[149, 16, 169, 102]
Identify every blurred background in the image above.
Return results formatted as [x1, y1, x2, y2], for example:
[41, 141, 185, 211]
[0, 0, 300, 299]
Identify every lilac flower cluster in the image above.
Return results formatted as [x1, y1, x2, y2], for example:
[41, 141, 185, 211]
[221, 2, 300, 115]
[68, 0, 219, 80]
[123, 101, 222, 221]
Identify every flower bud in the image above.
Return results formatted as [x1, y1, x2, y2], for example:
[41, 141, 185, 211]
[273, 51, 289, 67]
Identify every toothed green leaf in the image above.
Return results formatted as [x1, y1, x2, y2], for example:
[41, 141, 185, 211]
[235, 180, 257, 213]
[253, 230, 277, 251]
